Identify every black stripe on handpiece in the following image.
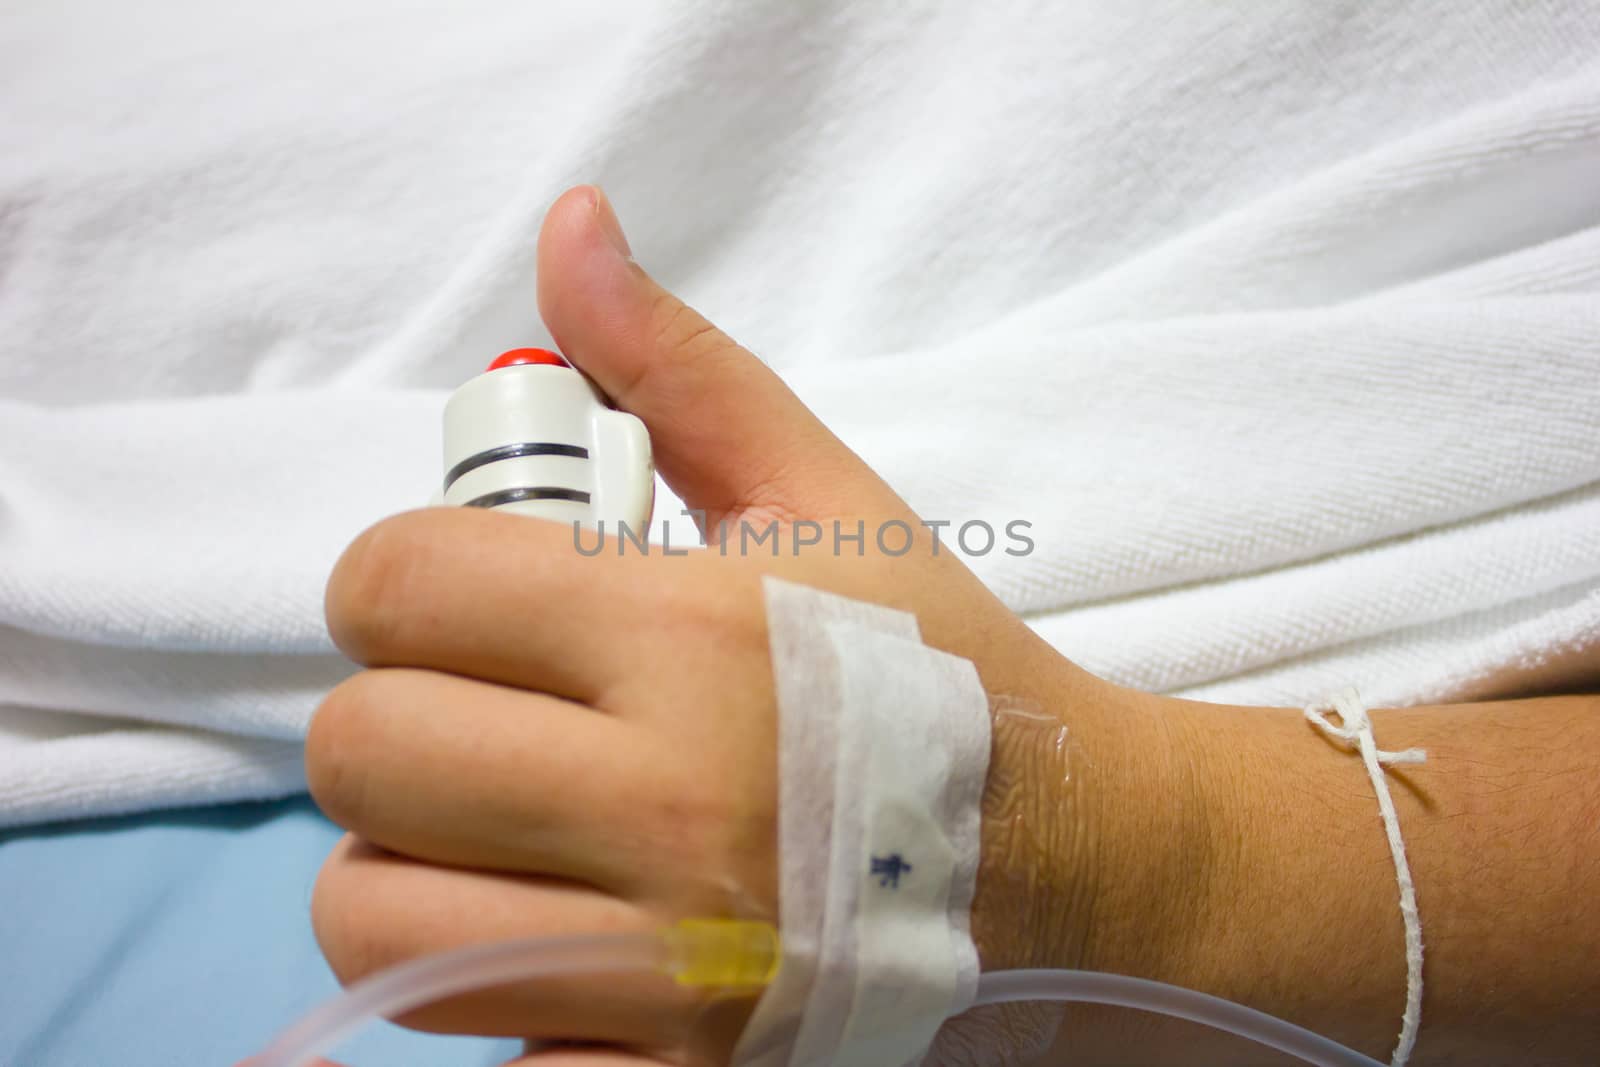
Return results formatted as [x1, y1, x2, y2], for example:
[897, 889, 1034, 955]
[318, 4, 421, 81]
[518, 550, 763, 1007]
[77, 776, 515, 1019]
[444, 442, 589, 493]
[463, 487, 592, 509]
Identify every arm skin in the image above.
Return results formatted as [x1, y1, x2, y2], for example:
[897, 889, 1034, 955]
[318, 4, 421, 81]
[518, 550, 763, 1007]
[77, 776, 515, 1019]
[971, 662, 1600, 1066]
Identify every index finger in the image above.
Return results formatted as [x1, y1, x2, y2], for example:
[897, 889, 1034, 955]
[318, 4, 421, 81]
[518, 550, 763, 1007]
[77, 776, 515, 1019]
[323, 507, 758, 705]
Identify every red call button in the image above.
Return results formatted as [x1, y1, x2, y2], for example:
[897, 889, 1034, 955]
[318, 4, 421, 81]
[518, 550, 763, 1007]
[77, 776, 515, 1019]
[487, 348, 569, 371]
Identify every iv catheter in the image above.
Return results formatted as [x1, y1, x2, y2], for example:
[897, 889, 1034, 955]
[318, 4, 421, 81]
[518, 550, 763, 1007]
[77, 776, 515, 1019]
[251, 918, 1387, 1067]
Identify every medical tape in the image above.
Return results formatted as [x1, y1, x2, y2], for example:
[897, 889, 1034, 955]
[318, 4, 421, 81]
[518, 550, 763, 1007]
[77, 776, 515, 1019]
[735, 578, 991, 1067]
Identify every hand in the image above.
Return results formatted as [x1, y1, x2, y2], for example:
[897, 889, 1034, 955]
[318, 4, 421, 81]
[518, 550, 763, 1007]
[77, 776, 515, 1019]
[304, 186, 1121, 1065]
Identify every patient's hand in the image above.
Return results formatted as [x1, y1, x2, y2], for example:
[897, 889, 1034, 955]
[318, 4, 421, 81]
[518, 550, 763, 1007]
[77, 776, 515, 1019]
[305, 188, 1600, 1066]
[305, 186, 1104, 1064]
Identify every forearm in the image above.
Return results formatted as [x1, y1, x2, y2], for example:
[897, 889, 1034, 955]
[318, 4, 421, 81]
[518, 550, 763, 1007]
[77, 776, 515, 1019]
[976, 678, 1600, 1065]
[1191, 691, 1600, 1065]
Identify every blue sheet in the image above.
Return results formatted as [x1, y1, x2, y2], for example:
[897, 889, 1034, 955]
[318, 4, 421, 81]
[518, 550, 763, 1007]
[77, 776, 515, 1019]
[0, 797, 520, 1067]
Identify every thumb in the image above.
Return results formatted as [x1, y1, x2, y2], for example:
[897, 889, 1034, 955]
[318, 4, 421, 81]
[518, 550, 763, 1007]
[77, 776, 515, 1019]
[536, 185, 902, 531]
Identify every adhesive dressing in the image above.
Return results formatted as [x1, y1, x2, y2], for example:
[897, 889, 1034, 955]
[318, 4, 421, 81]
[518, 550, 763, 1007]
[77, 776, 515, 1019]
[735, 578, 989, 1067]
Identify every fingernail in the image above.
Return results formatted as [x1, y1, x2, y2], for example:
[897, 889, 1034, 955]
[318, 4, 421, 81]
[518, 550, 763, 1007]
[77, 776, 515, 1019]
[592, 186, 633, 260]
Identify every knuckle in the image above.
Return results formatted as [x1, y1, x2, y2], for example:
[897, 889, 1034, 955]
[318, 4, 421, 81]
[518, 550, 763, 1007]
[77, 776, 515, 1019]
[650, 769, 776, 906]
[310, 839, 391, 986]
[325, 515, 431, 662]
[647, 291, 737, 366]
[645, 774, 724, 858]
[646, 567, 767, 666]
[304, 671, 389, 828]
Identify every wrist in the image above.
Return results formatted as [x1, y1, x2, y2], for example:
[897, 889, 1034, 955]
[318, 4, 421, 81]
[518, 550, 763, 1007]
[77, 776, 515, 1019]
[970, 665, 1218, 977]
[968, 670, 1101, 975]
[968, 662, 1236, 1062]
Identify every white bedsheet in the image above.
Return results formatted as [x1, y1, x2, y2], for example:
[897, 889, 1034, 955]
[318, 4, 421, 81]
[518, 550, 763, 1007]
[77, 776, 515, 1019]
[2, 0, 1598, 826]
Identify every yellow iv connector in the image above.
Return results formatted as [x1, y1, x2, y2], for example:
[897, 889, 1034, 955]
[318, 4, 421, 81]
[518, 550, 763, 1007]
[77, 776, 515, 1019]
[661, 919, 783, 988]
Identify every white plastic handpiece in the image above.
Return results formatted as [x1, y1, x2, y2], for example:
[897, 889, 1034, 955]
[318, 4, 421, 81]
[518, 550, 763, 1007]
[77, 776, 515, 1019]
[440, 349, 654, 532]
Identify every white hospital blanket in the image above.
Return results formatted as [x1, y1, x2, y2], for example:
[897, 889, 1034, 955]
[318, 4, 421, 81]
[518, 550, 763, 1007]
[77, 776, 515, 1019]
[3, 0, 1598, 826]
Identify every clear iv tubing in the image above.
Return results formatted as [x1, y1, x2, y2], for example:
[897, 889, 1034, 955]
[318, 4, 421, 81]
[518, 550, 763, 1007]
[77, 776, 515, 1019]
[251, 920, 1387, 1067]
[252, 931, 667, 1067]
[972, 971, 1385, 1067]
